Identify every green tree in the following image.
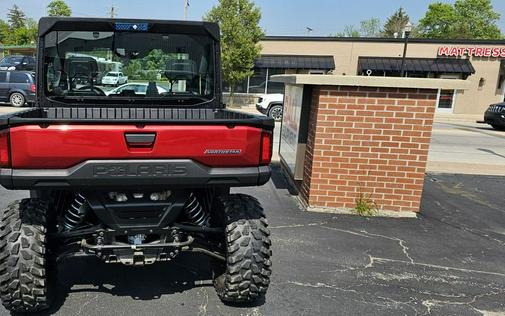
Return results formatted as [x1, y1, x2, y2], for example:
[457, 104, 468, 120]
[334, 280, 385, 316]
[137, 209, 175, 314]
[418, 0, 501, 39]
[360, 18, 382, 37]
[383, 7, 410, 38]
[123, 60, 143, 80]
[334, 25, 360, 37]
[0, 20, 9, 44]
[334, 18, 381, 37]
[204, 0, 263, 105]
[2, 18, 37, 45]
[7, 4, 26, 29]
[47, 0, 72, 17]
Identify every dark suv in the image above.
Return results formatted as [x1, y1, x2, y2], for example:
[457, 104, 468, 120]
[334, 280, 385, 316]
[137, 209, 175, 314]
[484, 102, 505, 130]
[0, 55, 36, 71]
[0, 71, 36, 107]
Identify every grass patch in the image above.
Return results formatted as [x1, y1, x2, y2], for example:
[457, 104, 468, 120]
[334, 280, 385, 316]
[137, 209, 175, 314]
[354, 192, 379, 217]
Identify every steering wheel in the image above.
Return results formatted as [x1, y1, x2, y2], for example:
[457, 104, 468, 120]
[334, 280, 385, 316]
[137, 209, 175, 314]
[70, 72, 91, 86]
[76, 85, 106, 96]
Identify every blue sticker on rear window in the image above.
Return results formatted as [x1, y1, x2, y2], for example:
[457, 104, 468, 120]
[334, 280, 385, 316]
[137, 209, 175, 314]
[114, 23, 149, 32]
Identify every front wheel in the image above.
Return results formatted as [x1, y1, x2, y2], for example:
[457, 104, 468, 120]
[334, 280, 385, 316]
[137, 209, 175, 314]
[268, 105, 283, 122]
[213, 194, 272, 304]
[9, 92, 25, 107]
[491, 124, 505, 131]
[0, 199, 54, 313]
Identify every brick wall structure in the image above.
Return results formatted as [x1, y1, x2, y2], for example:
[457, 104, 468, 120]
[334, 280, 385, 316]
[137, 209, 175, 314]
[299, 86, 438, 213]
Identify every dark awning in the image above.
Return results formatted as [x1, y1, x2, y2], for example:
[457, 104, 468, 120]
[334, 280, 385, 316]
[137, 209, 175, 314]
[254, 55, 335, 70]
[358, 57, 475, 75]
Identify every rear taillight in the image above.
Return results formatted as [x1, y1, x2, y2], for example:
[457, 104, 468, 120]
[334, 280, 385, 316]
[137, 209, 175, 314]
[0, 130, 10, 168]
[260, 130, 273, 165]
[31, 84, 36, 93]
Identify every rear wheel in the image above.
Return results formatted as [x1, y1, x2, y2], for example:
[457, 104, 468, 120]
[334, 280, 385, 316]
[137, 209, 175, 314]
[213, 194, 272, 304]
[268, 105, 283, 122]
[0, 199, 54, 313]
[9, 92, 25, 107]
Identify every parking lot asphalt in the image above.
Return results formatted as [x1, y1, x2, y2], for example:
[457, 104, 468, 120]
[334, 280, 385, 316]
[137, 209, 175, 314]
[429, 121, 505, 176]
[0, 167, 504, 315]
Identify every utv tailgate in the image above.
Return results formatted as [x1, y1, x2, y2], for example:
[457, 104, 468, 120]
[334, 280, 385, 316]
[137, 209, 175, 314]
[0, 108, 274, 189]
[9, 125, 265, 168]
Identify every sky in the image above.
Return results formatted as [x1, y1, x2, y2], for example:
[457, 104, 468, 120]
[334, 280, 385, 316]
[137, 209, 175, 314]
[0, 0, 505, 36]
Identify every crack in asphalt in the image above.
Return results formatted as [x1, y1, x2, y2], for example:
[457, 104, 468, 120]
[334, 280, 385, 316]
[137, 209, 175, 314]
[272, 212, 505, 314]
[367, 257, 505, 278]
[197, 288, 209, 316]
[421, 288, 505, 316]
[289, 265, 505, 316]
[360, 230, 415, 264]
[320, 226, 416, 264]
[269, 218, 338, 230]
[421, 200, 505, 247]
[287, 280, 428, 316]
[76, 293, 100, 315]
[286, 281, 361, 295]
[319, 226, 373, 238]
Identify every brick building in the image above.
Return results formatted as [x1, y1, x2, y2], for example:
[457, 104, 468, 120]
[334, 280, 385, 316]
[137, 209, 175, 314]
[273, 75, 469, 215]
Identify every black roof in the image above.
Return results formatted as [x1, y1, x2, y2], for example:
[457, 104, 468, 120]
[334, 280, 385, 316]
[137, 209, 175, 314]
[263, 36, 505, 45]
[37, 17, 220, 41]
[358, 57, 476, 75]
[254, 55, 335, 70]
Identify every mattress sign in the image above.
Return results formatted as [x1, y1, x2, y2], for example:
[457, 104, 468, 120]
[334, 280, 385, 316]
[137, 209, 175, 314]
[438, 46, 505, 58]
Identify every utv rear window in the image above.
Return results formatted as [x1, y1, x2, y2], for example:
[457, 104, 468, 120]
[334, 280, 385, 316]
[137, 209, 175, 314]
[10, 72, 30, 83]
[42, 30, 216, 104]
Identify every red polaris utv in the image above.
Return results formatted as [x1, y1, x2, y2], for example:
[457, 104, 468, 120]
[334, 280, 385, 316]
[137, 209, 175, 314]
[0, 17, 273, 313]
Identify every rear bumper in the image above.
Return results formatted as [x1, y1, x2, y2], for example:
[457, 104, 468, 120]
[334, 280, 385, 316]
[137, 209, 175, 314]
[0, 159, 271, 190]
[26, 93, 36, 103]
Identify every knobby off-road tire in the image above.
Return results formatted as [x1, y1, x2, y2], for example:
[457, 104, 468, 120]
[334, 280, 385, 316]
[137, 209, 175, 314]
[0, 199, 53, 313]
[213, 194, 272, 304]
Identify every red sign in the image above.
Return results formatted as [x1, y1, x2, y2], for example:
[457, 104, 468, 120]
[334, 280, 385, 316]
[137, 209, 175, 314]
[438, 46, 505, 58]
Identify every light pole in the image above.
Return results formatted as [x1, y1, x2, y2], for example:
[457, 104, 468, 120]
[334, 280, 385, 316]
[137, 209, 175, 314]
[399, 22, 413, 77]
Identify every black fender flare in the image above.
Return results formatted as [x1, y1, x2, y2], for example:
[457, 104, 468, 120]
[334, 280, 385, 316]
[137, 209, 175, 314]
[267, 102, 283, 114]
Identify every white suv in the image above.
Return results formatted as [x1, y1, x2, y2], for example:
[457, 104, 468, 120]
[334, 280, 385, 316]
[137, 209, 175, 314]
[256, 93, 284, 121]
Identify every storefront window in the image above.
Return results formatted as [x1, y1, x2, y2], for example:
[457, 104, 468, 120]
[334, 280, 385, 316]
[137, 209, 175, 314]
[224, 68, 288, 94]
[249, 68, 267, 94]
[267, 68, 285, 94]
[438, 90, 455, 109]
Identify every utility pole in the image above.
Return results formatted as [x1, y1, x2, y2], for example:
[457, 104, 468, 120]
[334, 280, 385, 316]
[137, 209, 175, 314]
[184, 0, 189, 20]
[109, 5, 117, 18]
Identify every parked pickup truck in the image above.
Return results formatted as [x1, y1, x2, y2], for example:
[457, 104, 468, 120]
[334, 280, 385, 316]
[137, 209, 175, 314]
[0, 17, 274, 313]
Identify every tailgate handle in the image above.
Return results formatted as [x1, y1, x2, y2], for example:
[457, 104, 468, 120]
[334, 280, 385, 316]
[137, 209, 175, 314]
[125, 133, 156, 147]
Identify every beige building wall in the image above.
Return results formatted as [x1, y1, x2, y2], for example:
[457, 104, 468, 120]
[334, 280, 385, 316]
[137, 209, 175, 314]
[260, 39, 505, 115]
